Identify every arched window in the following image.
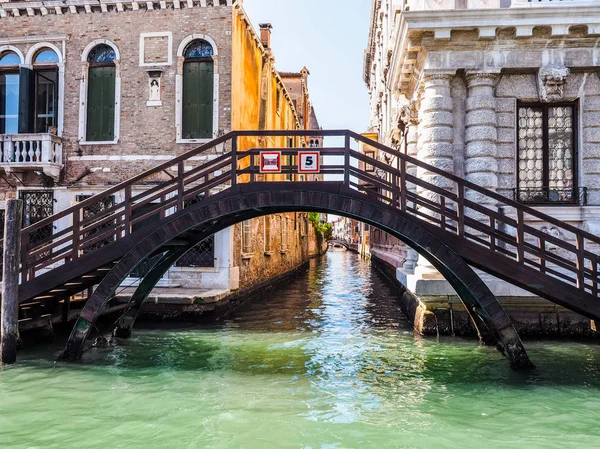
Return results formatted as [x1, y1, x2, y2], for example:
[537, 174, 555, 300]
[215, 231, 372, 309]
[86, 44, 116, 142]
[182, 39, 214, 139]
[0, 52, 20, 66]
[0, 51, 20, 134]
[32, 48, 59, 133]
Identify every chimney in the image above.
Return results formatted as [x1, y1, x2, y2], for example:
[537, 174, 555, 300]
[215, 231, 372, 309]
[259, 23, 272, 49]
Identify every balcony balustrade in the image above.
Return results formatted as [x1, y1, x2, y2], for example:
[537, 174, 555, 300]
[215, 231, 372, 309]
[0, 133, 63, 179]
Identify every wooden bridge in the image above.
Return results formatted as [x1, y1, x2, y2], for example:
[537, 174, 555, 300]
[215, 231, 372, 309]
[327, 240, 351, 250]
[11, 130, 600, 368]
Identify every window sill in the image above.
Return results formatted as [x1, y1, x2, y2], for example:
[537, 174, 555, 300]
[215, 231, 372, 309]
[176, 138, 212, 144]
[241, 253, 254, 260]
[79, 140, 119, 146]
[264, 251, 274, 257]
[146, 100, 162, 107]
[280, 250, 288, 255]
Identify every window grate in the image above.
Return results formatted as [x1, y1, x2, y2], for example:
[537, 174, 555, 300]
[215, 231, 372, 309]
[176, 195, 215, 268]
[21, 190, 53, 246]
[77, 195, 115, 253]
[517, 102, 578, 205]
[176, 236, 215, 268]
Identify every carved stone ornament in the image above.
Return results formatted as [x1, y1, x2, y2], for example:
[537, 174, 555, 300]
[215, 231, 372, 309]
[538, 66, 570, 102]
[400, 101, 420, 126]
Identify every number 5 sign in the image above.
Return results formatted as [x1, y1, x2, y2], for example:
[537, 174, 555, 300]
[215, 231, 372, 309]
[298, 151, 320, 174]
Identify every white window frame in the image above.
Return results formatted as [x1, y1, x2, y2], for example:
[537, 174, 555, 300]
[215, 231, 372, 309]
[242, 219, 253, 256]
[175, 34, 219, 144]
[78, 39, 121, 146]
[25, 42, 65, 137]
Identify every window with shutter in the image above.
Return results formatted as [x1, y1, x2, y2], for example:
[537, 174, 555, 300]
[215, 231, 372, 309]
[181, 39, 214, 140]
[85, 44, 117, 142]
[86, 66, 115, 142]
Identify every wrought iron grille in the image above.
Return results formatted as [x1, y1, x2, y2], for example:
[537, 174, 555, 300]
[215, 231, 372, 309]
[176, 236, 215, 268]
[513, 187, 587, 206]
[517, 103, 576, 204]
[548, 106, 574, 191]
[77, 195, 115, 253]
[20, 191, 53, 246]
[176, 196, 215, 267]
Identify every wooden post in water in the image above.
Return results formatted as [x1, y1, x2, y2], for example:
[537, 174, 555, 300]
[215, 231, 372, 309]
[1, 199, 23, 364]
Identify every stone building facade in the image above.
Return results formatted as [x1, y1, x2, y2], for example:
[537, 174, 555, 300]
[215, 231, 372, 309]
[0, 0, 325, 314]
[365, 0, 600, 336]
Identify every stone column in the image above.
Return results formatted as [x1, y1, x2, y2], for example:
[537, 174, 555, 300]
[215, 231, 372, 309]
[415, 71, 455, 279]
[401, 104, 420, 275]
[465, 70, 501, 209]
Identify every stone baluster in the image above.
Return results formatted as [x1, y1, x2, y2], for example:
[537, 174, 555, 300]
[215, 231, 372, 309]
[465, 70, 501, 221]
[1, 136, 9, 162]
[41, 135, 51, 163]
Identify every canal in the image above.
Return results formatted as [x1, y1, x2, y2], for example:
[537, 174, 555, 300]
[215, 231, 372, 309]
[2, 251, 600, 448]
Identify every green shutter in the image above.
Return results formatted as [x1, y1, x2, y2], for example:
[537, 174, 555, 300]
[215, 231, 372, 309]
[87, 66, 115, 142]
[18, 67, 35, 134]
[182, 61, 214, 139]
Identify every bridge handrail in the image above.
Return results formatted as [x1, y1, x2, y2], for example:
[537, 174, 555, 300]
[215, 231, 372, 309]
[21, 132, 236, 234]
[349, 131, 600, 245]
[15, 129, 600, 300]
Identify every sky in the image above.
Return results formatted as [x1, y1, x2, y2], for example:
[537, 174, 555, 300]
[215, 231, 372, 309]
[242, 0, 372, 133]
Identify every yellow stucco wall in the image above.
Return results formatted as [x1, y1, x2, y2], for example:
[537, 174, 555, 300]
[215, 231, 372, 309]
[231, 6, 301, 182]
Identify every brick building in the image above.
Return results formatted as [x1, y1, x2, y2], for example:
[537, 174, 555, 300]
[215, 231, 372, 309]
[365, 0, 600, 336]
[0, 0, 325, 313]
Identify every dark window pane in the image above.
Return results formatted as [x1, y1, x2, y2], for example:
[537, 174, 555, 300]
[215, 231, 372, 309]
[35, 69, 58, 133]
[86, 65, 115, 141]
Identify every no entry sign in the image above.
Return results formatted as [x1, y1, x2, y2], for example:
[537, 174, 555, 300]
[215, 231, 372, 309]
[298, 151, 320, 173]
[260, 151, 282, 173]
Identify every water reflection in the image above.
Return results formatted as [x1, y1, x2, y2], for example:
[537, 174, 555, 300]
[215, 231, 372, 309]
[2, 252, 600, 448]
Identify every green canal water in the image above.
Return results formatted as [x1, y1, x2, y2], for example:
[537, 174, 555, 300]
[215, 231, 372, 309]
[1, 252, 600, 448]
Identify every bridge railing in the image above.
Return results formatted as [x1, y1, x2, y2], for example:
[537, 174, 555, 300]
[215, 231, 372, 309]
[17, 129, 600, 299]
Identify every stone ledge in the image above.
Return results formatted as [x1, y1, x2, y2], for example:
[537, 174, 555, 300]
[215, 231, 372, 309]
[0, 0, 233, 18]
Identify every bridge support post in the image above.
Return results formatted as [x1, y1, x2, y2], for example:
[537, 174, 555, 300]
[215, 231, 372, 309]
[114, 249, 183, 338]
[1, 199, 23, 364]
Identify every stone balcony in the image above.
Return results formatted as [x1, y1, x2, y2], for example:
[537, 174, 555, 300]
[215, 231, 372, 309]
[0, 133, 63, 179]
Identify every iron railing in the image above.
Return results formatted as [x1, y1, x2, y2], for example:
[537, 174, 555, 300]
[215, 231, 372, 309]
[14, 130, 600, 302]
[513, 187, 587, 206]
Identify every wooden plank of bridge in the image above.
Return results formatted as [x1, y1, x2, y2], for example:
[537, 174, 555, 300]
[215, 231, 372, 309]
[1, 199, 23, 364]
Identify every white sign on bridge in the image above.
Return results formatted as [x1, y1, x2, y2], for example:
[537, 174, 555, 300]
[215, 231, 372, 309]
[298, 151, 320, 174]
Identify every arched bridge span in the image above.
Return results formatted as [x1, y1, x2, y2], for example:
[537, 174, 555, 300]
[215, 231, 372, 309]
[327, 240, 351, 250]
[13, 130, 600, 369]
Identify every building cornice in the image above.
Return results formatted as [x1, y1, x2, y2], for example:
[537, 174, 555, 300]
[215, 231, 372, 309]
[390, 4, 600, 97]
[0, 0, 233, 19]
